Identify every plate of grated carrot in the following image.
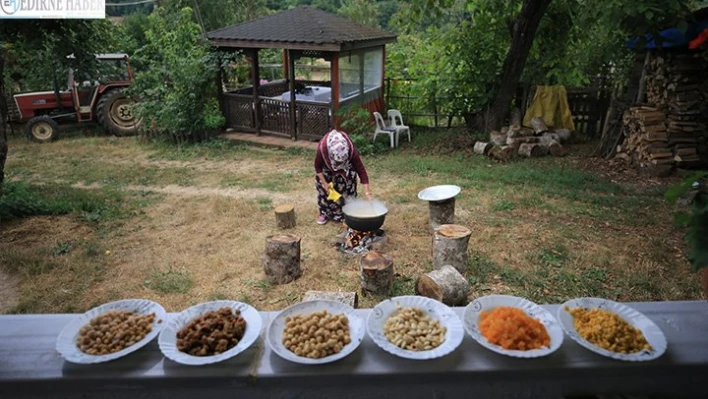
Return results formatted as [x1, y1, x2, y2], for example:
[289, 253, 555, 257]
[463, 295, 564, 358]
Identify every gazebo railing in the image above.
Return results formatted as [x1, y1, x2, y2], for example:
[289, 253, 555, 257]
[223, 81, 334, 140]
[223, 93, 255, 131]
[260, 98, 292, 137]
[259, 80, 289, 98]
[297, 101, 332, 141]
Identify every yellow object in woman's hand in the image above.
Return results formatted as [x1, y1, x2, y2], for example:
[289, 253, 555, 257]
[327, 182, 342, 201]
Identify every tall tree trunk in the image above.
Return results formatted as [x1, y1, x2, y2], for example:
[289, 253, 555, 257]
[0, 47, 8, 197]
[477, 0, 552, 132]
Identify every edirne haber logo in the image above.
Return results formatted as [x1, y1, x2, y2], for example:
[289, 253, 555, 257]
[0, 0, 105, 19]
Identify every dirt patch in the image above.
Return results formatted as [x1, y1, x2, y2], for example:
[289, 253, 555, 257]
[0, 269, 20, 313]
[0, 215, 94, 248]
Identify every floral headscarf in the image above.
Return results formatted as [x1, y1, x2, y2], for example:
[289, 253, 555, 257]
[326, 130, 350, 171]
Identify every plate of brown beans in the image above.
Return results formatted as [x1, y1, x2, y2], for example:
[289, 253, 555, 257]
[56, 299, 167, 364]
[158, 300, 262, 366]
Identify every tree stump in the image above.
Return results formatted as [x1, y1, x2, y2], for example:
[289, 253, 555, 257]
[473, 141, 493, 155]
[548, 140, 565, 157]
[274, 204, 296, 229]
[518, 143, 546, 157]
[432, 224, 472, 273]
[416, 265, 470, 306]
[530, 117, 549, 135]
[538, 133, 561, 146]
[507, 125, 522, 137]
[428, 198, 455, 232]
[303, 291, 358, 308]
[489, 145, 515, 161]
[263, 234, 301, 284]
[490, 130, 507, 146]
[510, 107, 522, 127]
[359, 251, 394, 296]
[700, 268, 708, 300]
[554, 128, 572, 143]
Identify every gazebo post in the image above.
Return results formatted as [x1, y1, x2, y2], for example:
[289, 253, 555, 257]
[282, 49, 288, 80]
[381, 46, 386, 111]
[287, 49, 297, 141]
[250, 49, 262, 135]
[216, 54, 224, 119]
[331, 52, 340, 130]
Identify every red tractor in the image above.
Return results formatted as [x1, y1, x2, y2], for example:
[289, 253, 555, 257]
[10, 53, 141, 142]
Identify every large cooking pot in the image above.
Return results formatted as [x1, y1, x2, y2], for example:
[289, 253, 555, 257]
[342, 199, 388, 232]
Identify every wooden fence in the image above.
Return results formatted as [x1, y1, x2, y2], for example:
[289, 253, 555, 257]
[384, 78, 611, 138]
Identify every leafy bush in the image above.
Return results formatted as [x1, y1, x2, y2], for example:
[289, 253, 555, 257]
[336, 105, 387, 156]
[131, 6, 226, 143]
[666, 172, 708, 273]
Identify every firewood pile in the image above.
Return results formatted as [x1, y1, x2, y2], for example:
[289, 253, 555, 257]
[615, 107, 674, 166]
[473, 117, 571, 161]
[618, 52, 707, 168]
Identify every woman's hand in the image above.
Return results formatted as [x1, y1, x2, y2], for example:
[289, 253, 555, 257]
[317, 173, 330, 194]
[363, 183, 373, 200]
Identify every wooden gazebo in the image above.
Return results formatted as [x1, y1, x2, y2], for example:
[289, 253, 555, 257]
[208, 6, 397, 141]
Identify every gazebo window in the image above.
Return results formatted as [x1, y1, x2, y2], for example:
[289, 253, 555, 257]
[339, 53, 361, 101]
[363, 48, 383, 93]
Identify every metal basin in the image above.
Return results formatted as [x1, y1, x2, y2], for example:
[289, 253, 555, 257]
[342, 200, 388, 232]
[417, 185, 461, 202]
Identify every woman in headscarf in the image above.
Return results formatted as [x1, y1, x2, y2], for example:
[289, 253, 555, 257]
[314, 130, 373, 225]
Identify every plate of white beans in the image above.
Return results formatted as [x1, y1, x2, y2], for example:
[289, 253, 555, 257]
[367, 296, 464, 360]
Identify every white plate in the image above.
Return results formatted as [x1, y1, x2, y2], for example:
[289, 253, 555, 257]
[56, 299, 167, 364]
[417, 185, 461, 202]
[158, 301, 262, 366]
[367, 296, 463, 360]
[267, 300, 364, 364]
[558, 297, 667, 361]
[464, 295, 563, 358]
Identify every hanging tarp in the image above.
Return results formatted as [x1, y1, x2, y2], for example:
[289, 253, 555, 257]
[522, 85, 575, 131]
[626, 9, 708, 50]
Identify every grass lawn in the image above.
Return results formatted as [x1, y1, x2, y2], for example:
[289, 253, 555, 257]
[0, 126, 702, 314]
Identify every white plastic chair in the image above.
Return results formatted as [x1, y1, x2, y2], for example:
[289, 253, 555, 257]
[388, 109, 410, 145]
[373, 111, 397, 148]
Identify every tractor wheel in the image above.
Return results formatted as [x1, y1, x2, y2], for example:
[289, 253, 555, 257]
[25, 116, 59, 143]
[96, 89, 141, 137]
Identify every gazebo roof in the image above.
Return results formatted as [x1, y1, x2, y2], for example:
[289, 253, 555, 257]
[208, 6, 397, 52]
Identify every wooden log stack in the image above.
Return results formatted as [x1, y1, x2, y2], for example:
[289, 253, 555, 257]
[616, 106, 674, 167]
[638, 52, 707, 167]
[475, 117, 569, 161]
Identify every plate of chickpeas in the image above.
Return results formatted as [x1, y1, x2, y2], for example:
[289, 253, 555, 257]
[367, 296, 464, 360]
[56, 299, 167, 364]
[267, 300, 365, 364]
[557, 297, 667, 361]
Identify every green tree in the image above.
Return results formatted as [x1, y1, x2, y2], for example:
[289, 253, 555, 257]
[131, 6, 226, 142]
[161, 0, 268, 32]
[338, 0, 381, 28]
[392, 0, 695, 131]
